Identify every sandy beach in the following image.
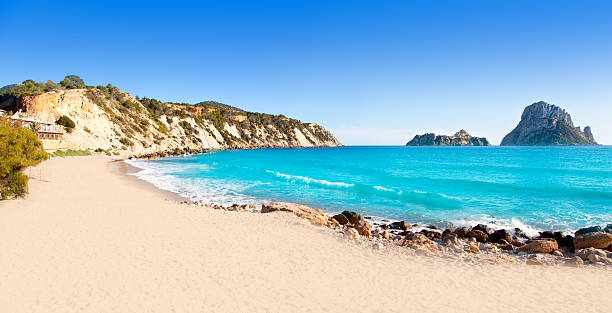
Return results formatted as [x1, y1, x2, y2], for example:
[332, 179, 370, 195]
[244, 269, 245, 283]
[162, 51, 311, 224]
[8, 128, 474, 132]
[0, 156, 610, 313]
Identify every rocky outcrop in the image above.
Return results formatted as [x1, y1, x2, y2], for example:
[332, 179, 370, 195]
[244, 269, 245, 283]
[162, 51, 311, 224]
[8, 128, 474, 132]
[1, 86, 341, 154]
[501, 101, 597, 146]
[406, 130, 489, 146]
[574, 232, 612, 250]
[515, 239, 558, 253]
[261, 202, 329, 226]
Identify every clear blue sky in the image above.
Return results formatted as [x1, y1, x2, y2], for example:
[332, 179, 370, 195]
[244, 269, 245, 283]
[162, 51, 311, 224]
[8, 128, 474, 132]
[1, 0, 611, 145]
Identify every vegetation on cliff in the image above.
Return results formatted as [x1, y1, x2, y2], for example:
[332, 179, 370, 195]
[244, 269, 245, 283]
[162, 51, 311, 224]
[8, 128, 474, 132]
[0, 120, 48, 199]
[0, 76, 341, 154]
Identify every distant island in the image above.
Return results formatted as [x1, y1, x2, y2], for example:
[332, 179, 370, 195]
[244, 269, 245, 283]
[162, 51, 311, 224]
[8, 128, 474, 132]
[406, 130, 490, 146]
[501, 101, 597, 146]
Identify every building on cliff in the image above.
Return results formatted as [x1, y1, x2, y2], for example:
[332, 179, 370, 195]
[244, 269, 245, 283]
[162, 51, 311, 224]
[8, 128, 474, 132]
[1, 111, 64, 140]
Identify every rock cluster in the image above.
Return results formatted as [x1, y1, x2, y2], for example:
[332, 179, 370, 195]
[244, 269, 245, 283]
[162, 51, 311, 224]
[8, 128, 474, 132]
[406, 129, 489, 146]
[182, 200, 612, 267]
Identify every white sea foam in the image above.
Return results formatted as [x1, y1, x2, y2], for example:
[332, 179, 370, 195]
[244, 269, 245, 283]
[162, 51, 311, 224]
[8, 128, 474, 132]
[450, 215, 543, 237]
[266, 170, 354, 188]
[126, 159, 263, 206]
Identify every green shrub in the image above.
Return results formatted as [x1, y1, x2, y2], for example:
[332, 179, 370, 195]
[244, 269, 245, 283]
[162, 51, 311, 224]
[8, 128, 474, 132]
[0, 120, 48, 199]
[56, 115, 75, 133]
[119, 137, 133, 147]
[53, 149, 91, 157]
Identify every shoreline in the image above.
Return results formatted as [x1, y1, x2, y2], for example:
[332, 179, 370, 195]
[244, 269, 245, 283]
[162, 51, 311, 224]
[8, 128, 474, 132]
[123, 157, 612, 267]
[1, 155, 611, 312]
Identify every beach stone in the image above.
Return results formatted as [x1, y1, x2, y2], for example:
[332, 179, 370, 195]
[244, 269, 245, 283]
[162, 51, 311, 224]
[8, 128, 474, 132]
[354, 220, 372, 237]
[575, 226, 603, 237]
[564, 256, 584, 268]
[551, 250, 564, 257]
[468, 230, 489, 243]
[341, 211, 364, 225]
[575, 247, 607, 261]
[489, 229, 513, 244]
[515, 239, 558, 254]
[331, 214, 349, 225]
[497, 241, 514, 251]
[420, 229, 441, 240]
[381, 231, 390, 240]
[389, 221, 411, 230]
[442, 231, 459, 246]
[327, 218, 340, 228]
[344, 227, 359, 238]
[261, 202, 328, 226]
[454, 227, 470, 238]
[574, 232, 612, 249]
[472, 224, 493, 235]
[605, 224, 612, 234]
[466, 244, 480, 253]
[526, 259, 546, 266]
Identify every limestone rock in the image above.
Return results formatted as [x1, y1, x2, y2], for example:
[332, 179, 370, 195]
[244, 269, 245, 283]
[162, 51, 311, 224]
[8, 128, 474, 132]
[515, 239, 558, 253]
[575, 248, 607, 261]
[344, 227, 359, 239]
[466, 244, 480, 253]
[574, 232, 612, 249]
[564, 256, 584, 268]
[261, 202, 328, 226]
[468, 230, 489, 243]
[353, 220, 372, 237]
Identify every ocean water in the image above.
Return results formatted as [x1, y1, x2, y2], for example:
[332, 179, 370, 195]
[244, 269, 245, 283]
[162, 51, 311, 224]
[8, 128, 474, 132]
[127, 146, 612, 235]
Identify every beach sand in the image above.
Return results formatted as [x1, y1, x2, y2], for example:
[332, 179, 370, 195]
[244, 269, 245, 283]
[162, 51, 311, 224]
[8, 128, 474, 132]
[0, 156, 610, 313]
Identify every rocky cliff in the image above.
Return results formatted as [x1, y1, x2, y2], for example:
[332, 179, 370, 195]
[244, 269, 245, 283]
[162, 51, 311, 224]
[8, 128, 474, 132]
[0, 83, 341, 155]
[406, 130, 489, 146]
[501, 102, 597, 146]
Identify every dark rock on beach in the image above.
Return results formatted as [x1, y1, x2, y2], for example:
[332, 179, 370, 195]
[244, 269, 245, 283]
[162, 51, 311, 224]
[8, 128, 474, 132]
[331, 214, 349, 225]
[489, 229, 513, 244]
[389, 221, 411, 230]
[575, 226, 603, 236]
[574, 232, 612, 250]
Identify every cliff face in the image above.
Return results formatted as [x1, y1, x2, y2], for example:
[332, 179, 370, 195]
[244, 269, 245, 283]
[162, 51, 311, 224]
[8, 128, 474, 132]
[1, 87, 341, 154]
[406, 130, 489, 146]
[501, 102, 597, 146]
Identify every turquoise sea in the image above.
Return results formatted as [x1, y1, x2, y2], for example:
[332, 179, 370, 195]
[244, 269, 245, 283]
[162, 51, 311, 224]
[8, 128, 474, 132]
[128, 146, 612, 235]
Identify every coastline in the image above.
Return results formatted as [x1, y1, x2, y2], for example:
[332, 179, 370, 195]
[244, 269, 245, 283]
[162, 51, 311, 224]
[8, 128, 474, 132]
[1, 156, 611, 312]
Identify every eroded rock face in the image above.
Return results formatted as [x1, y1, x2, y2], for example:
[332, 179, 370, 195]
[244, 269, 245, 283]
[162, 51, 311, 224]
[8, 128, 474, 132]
[501, 101, 597, 146]
[261, 202, 328, 226]
[406, 129, 489, 146]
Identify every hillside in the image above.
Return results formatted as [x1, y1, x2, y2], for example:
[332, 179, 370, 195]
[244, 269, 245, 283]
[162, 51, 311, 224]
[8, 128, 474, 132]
[501, 102, 597, 146]
[0, 77, 341, 155]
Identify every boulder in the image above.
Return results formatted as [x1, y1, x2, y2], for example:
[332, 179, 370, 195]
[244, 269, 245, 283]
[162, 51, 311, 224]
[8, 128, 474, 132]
[564, 256, 584, 268]
[341, 211, 364, 226]
[381, 231, 390, 240]
[454, 227, 471, 238]
[574, 232, 612, 249]
[420, 229, 441, 240]
[353, 220, 372, 237]
[468, 230, 489, 243]
[466, 244, 480, 253]
[472, 224, 493, 235]
[442, 233, 459, 246]
[605, 224, 612, 234]
[489, 229, 512, 244]
[575, 226, 603, 237]
[344, 227, 359, 238]
[515, 239, 558, 253]
[261, 202, 328, 226]
[389, 221, 411, 230]
[575, 247, 607, 261]
[539, 231, 575, 251]
[331, 214, 349, 225]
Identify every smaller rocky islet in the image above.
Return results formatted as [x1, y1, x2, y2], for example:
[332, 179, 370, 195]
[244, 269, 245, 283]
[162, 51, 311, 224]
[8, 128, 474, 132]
[188, 201, 611, 267]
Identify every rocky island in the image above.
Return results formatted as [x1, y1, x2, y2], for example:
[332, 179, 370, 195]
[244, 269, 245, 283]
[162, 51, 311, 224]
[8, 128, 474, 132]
[406, 129, 490, 146]
[501, 101, 597, 146]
